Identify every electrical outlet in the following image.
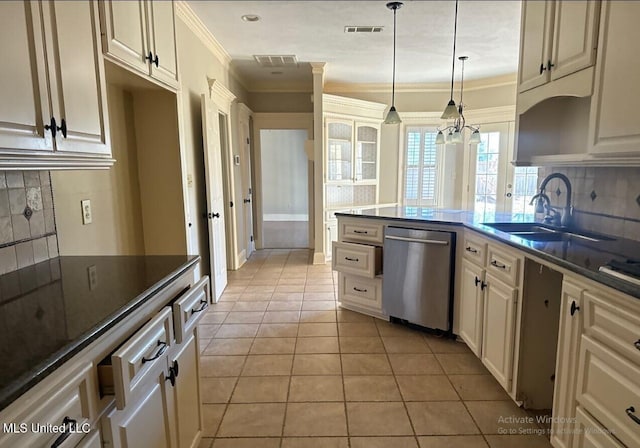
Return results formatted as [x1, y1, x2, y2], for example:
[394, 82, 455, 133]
[87, 265, 97, 290]
[81, 199, 92, 225]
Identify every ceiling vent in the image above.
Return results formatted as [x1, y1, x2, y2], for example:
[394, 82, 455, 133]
[345, 26, 384, 33]
[254, 55, 298, 67]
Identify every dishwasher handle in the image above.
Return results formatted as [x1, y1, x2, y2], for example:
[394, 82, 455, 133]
[385, 235, 449, 246]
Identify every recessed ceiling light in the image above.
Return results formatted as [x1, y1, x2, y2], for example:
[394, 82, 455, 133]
[241, 14, 260, 22]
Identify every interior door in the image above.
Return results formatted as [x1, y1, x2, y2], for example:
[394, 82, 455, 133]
[201, 94, 228, 301]
[241, 118, 254, 258]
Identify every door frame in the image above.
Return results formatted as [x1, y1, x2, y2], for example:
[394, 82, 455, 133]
[252, 113, 314, 250]
[232, 102, 255, 264]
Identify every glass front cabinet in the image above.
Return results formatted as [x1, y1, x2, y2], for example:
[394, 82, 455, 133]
[326, 119, 380, 184]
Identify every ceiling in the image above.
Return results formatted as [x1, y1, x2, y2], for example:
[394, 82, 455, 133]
[187, 0, 522, 92]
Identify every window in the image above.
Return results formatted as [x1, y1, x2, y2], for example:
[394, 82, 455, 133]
[403, 127, 439, 207]
[474, 131, 501, 215]
[512, 166, 539, 218]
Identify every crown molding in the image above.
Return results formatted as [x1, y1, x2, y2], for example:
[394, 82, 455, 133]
[175, 1, 231, 68]
[324, 73, 517, 94]
[208, 78, 236, 113]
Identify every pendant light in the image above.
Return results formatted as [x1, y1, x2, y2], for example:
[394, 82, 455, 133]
[441, 0, 461, 120]
[384, 2, 403, 125]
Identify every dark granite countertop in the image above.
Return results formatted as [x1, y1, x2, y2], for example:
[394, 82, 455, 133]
[0, 255, 199, 411]
[336, 207, 640, 299]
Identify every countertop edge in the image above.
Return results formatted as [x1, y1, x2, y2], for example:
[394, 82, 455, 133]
[0, 255, 200, 412]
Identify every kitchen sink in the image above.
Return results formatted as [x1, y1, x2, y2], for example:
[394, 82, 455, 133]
[482, 222, 616, 243]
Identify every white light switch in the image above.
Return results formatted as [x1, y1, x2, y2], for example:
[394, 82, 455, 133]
[81, 199, 92, 225]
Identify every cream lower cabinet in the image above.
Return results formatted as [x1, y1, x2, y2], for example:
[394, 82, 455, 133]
[551, 280, 583, 448]
[458, 259, 485, 357]
[170, 333, 202, 448]
[0, 1, 112, 167]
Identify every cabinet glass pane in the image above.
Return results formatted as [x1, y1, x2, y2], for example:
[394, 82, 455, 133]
[327, 122, 353, 181]
[355, 126, 377, 181]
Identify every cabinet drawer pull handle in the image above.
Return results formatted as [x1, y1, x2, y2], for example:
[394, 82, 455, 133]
[192, 299, 208, 313]
[44, 117, 57, 138]
[634, 339, 640, 351]
[353, 287, 368, 293]
[465, 246, 478, 253]
[345, 256, 359, 262]
[145, 51, 159, 67]
[353, 230, 368, 234]
[142, 340, 168, 364]
[626, 406, 640, 425]
[50, 416, 77, 448]
[570, 301, 580, 316]
[490, 260, 507, 269]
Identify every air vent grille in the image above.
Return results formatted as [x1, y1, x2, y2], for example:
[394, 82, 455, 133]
[254, 55, 298, 67]
[345, 26, 384, 33]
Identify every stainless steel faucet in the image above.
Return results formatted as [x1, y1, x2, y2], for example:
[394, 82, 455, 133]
[529, 172, 573, 227]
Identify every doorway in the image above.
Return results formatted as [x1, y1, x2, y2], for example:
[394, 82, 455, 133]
[260, 129, 309, 248]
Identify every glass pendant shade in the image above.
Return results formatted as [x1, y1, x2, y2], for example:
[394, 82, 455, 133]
[469, 129, 481, 144]
[451, 130, 463, 144]
[435, 131, 445, 145]
[384, 106, 402, 124]
[441, 100, 460, 119]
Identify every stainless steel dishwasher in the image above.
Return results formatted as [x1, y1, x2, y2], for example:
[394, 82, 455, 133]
[382, 226, 455, 332]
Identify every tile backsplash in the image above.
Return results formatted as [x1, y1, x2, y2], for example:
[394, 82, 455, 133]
[0, 171, 58, 275]
[538, 167, 640, 241]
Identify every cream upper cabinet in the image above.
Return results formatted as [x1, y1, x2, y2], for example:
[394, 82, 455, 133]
[0, 1, 112, 167]
[517, 1, 600, 99]
[588, 1, 640, 156]
[43, 0, 110, 155]
[100, 0, 179, 90]
[518, 0, 554, 93]
[0, 1, 52, 153]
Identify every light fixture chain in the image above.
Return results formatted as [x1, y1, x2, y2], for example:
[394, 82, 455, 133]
[449, 0, 459, 101]
[392, 5, 397, 105]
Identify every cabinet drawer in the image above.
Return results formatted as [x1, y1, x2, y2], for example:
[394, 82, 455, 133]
[462, 233, 487, 266]
[339, 273, 382, 311]
[332, 241, 381, 278]
[111, 307, 173, 410]
[486, 245, 520, 285]
[576, 336, 640, 448]
[0, 364, 95, 448]
[173, 276, 209, 344]
[340, 221, 383, 244]
[573, 406, 624, 448]
[583, 290, 640, 366]
[76, 429, 102, 448]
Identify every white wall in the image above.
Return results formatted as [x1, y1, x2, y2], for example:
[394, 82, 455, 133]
[260, 129, 309, 219]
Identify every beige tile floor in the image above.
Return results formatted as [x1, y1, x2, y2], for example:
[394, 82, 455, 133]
[197, 249, 553, 448]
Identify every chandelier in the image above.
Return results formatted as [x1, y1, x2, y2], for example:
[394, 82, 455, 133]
[436, 56, 480, 144]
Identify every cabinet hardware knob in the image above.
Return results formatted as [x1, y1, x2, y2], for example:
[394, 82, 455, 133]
[474, 276, 481, 287]
[145, 51, 159, 67]
[570, 301, 580, 316]
[547, 60, 555, 71]
[490, 260, 507, 270]
[172, 360, 179, 378]
[142, 340, 168, 364]
[353, 287, 368, 293]
[539, 63, 547, 74]
[466, 246, 478, 253]
[634, 339, 640, 351]
[166, 365, 177, 387]
[44, 117, 57, 139]
[345, 257, 359, 262]
[626, 406, 640, 425]
[212, 212, 220, 219]
[50, 416, 77, 448]
[57, 118, 67, 139]
[244, 198, 251, 203]
[481, 281, 487, 291]
[192, 299, 208, 313]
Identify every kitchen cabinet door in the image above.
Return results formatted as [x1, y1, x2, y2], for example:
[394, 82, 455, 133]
[104, 365, 175, 448]
[169, 334, 202, 448]
[481, 273, 517, 392]
[0, 1, 52, 152]
[43, 0, 110, 155]
[326, 120, 353, 182]
[550, 1, 600, 81]
[355, 124, 378, 182]
[518, 0, 554, 93]
[458, 259, 485, 357]
[588, 1, 640, 156]
[551, 280, 583, 448]
[147, 0, 179, 89]
[99, 0, 149, 76]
